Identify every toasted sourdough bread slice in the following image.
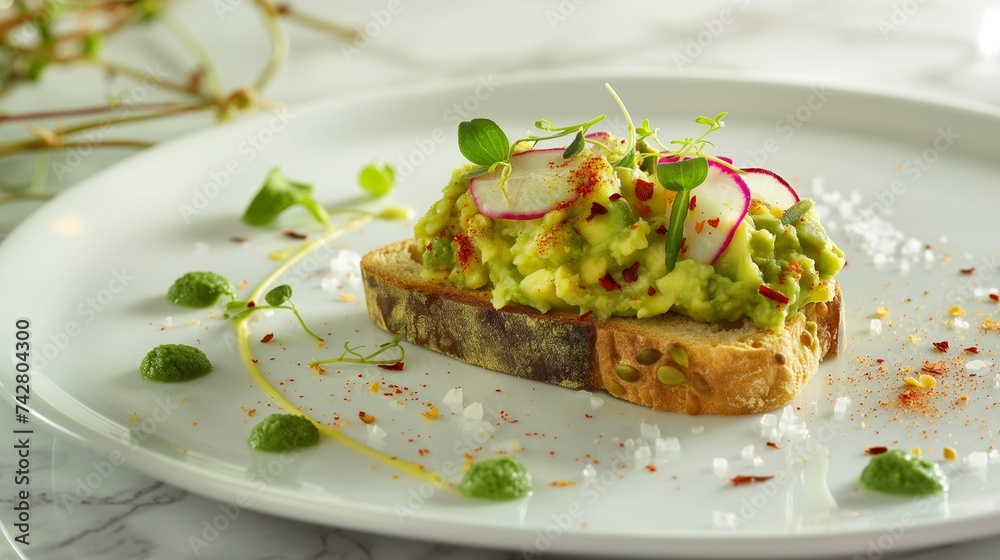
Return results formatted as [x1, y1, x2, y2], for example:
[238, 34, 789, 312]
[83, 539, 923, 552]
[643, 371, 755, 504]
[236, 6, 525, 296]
[361, 239, 844, 415]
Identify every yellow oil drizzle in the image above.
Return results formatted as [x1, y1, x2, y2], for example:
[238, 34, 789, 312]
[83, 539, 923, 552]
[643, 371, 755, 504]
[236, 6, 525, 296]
[234, 216, 449, 491]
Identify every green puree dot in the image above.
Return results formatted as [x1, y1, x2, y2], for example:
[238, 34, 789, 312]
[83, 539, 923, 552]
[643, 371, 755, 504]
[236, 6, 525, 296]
[140, 344, 212, 382]
[459, 456, 532, 500]
[249, 414, 320, 453]
[859, 449, 947, 496]
[167, 271, 235, 307]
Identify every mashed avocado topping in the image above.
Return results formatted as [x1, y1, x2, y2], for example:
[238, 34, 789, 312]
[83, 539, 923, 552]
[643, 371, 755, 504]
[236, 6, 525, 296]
[414, 135, 844, 331]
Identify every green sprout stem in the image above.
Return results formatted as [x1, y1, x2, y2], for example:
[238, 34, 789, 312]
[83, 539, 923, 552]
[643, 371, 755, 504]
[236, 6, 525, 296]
[308, 334, 405, 368]
[232, 303, 324, 343]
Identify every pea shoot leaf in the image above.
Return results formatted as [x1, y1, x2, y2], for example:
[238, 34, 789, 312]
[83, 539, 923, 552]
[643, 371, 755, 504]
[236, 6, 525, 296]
[458, 119, 510, 167]
[243, 167, 329, 227]
[656, 157, 708, 193]
[264, 284, 293, 307]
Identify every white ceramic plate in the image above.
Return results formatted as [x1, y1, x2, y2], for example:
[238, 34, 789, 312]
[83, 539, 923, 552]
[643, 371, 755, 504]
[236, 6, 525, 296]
[3, 74, 1000, 558]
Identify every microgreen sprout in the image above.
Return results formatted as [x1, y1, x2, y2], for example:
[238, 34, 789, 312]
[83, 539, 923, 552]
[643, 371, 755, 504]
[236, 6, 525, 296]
[457, 113, 606, 188]
[357, 162, 396, 197]
[243, 167, 330, 228]
[307, 332, 405, 368]
[228, 284, 323, 343]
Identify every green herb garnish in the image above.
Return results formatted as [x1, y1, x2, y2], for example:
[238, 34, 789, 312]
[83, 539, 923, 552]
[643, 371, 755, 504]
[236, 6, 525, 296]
[457, 113, 606, 187]
[658, 158, 709, 272]
[358, 162, 396, 197]
[228, 284, 323, 343]
[308, 332, 405, 369]
[243, 167, 330, 227]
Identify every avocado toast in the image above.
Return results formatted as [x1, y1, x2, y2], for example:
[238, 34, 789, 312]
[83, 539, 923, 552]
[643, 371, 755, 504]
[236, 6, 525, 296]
[361, 89, 845, 414]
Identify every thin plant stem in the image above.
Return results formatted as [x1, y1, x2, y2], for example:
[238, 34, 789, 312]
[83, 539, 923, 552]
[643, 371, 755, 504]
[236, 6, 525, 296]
[0, 101, 188, 124]
[252, 0, 288, 94]
[91, 59, 203, 98]
[0, 139, 153, 156]
[0, 192, 55, 204]
[158, 11, 224, 100]
[284, 9, 359, 42]
[28, 151, 49, 192]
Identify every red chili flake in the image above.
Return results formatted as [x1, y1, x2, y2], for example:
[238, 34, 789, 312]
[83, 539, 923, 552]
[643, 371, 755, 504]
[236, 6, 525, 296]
[655, 225, 667, 235]
[260, 333, 274, 343]
[965, 346, 980, 354]
[707, 217, 720, 228]
[876, 358, 885, 364]
[284, 231, 308, 240]
[689, 195, 697, 211]
[378, 362, 405, 371]
[960, 267, 976, 275]
[932, 341, 949, 353]
[766, 441, 780, 449]
[622, 262, 640, 283]
[230, 236, 247, 243]
[609, 193, 622, 202]
[694, 220, 706, 234]
[584, 414, 593, 419]
[991, 294, 1000, 302]
[359, 412, 375, 424]
[598, 273, 621, 292]
[758, 285, 790, 305]
[645, 465, 657, 472]
[579, 310, 593, 320]
[586, 202, 609, 222]
[647, 286, 657, 296]
[453, 233, 474, 270]
[634, 179, 654, 202]
[730, 475, 774, 486]
[921, 360, 947, 375]
[865, 446, 889, 455]
[247, 301, 256, 308]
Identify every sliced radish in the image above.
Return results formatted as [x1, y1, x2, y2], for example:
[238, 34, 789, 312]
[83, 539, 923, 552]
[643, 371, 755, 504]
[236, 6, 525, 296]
[469, 149, 605, 220]
[741, 168, 799, 210]
[673, 161, 751, 265]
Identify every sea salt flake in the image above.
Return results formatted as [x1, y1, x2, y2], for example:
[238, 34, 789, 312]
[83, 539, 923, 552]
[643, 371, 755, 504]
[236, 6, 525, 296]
[576, 390, 593, 400]
[633, 441, 651, 468]
[952, 318, 970, 330]
[366, 423, 387, 439]
[589, 396, 604, 409]
[741, 445, 755, 461]
[640, 422, 661, 440]
[691, 426, 705, 434]
[712, 458, 729, 477]
[442, 387, 463, 412]
[194, 241, 209, 254]
[834, 396, 852, 422]
[963, 451, 989, 471]
[712, 511, 739, 529]
[463, 402, 483, 420]
[582, 464, 598, 484]
[966, 360, 992, 372]
[870, 319, 883, 336]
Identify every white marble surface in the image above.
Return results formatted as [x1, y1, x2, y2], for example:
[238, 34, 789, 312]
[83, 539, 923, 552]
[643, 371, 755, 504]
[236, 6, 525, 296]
[2, 1, 1000, 558]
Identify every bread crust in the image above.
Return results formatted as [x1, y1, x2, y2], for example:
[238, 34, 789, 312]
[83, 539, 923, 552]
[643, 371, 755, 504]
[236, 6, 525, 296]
[362, 239, 843, 415]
